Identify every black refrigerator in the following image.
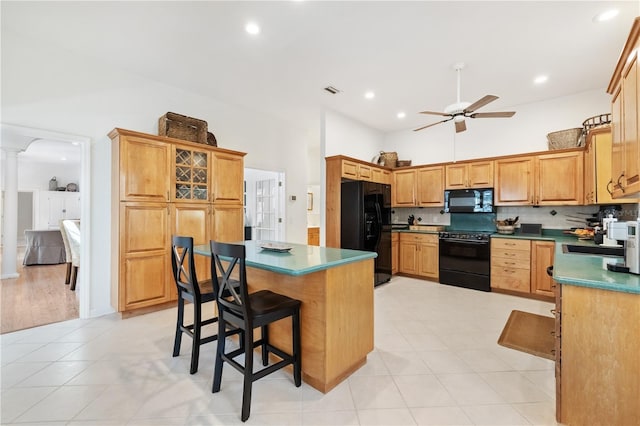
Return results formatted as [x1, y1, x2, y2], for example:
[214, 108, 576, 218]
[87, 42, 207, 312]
[341, 180, 392, 286]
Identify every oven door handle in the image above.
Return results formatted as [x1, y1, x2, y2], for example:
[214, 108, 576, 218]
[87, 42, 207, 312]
[440, 239, 489, 244]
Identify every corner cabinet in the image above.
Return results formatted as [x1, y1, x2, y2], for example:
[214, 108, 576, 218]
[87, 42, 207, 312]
[109, 128, 246, 313]
[609, 17, 640, 198]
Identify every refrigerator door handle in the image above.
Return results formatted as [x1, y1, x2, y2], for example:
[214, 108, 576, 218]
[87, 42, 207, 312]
[374, 201, 382, 251]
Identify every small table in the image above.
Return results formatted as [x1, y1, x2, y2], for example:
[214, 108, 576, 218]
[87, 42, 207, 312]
[195, 240, 376, 393]
[23, 229, 66, 265]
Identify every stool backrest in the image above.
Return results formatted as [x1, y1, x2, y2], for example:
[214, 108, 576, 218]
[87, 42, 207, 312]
[171, 235, 201, 298]
[210, 241, 250, 320]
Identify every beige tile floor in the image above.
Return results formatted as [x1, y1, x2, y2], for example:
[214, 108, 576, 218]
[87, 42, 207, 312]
[1, 276, 558, 425]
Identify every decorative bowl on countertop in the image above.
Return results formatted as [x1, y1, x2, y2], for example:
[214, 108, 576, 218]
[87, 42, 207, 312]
[496, 225, 515, 235]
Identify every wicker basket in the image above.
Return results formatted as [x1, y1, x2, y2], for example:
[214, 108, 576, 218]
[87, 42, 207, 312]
[396, 160, 412, 167]
[496, 225, 515, 235]
[379, 151, 398, 168]
[159, 112, 209, 145]
[582, 113, 611, 131]
[547, 128, 584, 150]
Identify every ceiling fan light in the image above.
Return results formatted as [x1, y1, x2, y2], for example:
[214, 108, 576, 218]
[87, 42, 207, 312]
[453, 116, 465, 123]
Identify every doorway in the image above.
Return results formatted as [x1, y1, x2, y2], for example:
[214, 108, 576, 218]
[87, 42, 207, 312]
[244, 168, 286, 242]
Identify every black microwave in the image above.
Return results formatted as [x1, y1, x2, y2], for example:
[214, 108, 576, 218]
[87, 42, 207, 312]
[444, 188, 495, 213]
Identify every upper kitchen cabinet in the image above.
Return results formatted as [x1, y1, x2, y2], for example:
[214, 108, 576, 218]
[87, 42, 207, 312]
[445, 160, 493, 189]
[393, 169, 416, 206]
[584, 127, 637, 205]
[608, 17, 640, 198]
[172, 144, 210, 203]
[416, 165, 444, 206]
[494, 156, 535, 205]
[536, 151, 584, 205]
[116, 134, 171, 202]
[210, 150, 244, 205]
[495, 150, 583, 206]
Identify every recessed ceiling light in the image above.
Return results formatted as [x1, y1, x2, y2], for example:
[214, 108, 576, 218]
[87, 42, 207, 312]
[534, 75, 548, 84]
[364, 91, 375, 100]
[245, 22, 260, 35]
[593, 9, 619, 22]
[397, 112, 406, 119]
[71, 142, 79, 146]
[61, 157, 67, 161]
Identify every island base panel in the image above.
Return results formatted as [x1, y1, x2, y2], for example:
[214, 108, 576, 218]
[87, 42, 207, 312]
[246, 259, 374, 393]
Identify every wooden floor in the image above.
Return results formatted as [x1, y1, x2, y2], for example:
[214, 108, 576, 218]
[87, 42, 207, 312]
[1, 247, 79, 334]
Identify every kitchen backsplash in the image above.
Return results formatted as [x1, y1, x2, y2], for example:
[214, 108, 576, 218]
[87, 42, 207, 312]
[393, 204, 640, 230]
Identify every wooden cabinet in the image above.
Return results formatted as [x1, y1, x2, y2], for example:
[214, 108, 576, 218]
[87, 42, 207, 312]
[109, 128, 246, 313]
[307, 227, 320, 246]
[495, 151, 583, 206]
[609, 17, 640, 198]
[494, 156, 535, 205]
[584, 127, 637, 205]
[118, 202, 171, 310]
[445, 160, 493, 189]
[558, 285, 640, 425]
[416, 165, 444, 206]
[391, 232, 399, 274]
[119, 135, 171, 202]
[393, 169, 416, 206]
[530, 241, 555, 297]
[342, 159, 372, 181]
[371, 168, 391, 185]
[399, 233, 438, 280]
[491, 238, 531, 293]
[536, 151, 584, 205]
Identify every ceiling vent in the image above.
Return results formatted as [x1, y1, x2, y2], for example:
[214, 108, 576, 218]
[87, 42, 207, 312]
[323, 86, 340, 94]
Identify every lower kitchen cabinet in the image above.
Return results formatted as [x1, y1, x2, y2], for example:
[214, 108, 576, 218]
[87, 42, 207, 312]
[558, 284, 640, 425]
[491, 238, 531, 293]
[531, 241, 555, 297]
[308, 227, 320, 246]
[391, 232, 399, 274]
[399, 233, 438, 280]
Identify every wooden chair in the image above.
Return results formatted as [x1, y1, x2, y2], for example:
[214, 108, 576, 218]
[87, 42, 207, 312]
[171, 235, 240, 374]
[209, 241, 301, 422]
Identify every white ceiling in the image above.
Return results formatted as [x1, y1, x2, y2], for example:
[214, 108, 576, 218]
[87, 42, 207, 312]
[3, 1, 638, 143]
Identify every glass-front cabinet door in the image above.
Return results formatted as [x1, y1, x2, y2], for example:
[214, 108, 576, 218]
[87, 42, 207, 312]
[172, 145, 210, 203]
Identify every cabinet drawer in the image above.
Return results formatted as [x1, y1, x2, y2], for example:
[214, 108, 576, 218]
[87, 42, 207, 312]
[491, 267, 531, 292]
[491, 257, 530, 270]
[492, 248, 530, 260]
[400, 233, 438, 243]
[492, 238, 531, 251]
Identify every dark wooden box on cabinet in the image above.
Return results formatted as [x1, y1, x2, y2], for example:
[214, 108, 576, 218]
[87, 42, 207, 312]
[158, 112, 208, 144]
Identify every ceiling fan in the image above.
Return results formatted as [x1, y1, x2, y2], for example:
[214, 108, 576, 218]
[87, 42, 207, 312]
[414, 62, 516, 133]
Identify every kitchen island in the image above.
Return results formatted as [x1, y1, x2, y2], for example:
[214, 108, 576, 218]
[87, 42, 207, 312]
[552, 239, 640, 426]
[194, 241, 376, 393]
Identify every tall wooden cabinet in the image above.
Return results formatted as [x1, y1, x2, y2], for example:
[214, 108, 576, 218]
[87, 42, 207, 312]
[109, 128, 246, 313]
[609, 17, 640, 199]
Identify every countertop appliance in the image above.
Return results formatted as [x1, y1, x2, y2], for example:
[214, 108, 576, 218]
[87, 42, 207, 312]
[438, 230, 491, 292]
[341, 180, 392, 286]
[444, 188, 495, 213]
[608, 220, 640, 274]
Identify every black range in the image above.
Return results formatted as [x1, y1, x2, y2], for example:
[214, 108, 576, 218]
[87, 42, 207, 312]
[438, 230, 492, 292]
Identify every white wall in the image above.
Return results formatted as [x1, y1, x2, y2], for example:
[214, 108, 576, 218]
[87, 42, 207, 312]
[323, 110, 385, 161]
[17, 160, 81, 191]
[2, 30, 315, 317]
[383, 89, 611, 164]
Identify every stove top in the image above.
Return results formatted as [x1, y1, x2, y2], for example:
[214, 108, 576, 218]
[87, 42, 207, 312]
[438, 230, 493, 241]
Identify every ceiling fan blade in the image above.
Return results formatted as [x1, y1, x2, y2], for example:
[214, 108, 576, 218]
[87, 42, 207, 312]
[419, 110, 450, 117]
[470, 111, 516, 118]
[465, 95, 499, 113]
[455, 119, 467, 133]
[413, 117, 453, 132]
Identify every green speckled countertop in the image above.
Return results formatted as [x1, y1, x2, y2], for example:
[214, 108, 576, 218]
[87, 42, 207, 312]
[194, 241, 376, 276]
